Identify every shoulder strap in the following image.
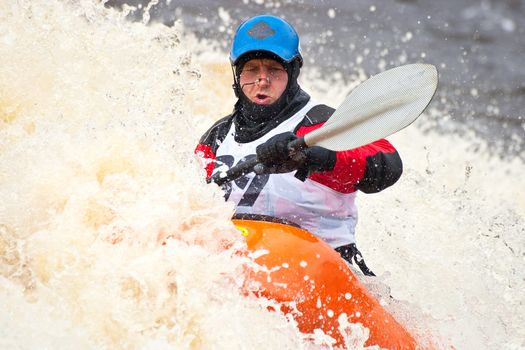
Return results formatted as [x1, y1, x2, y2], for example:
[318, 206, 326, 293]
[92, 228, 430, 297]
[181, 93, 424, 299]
[294, 104, 335, 132]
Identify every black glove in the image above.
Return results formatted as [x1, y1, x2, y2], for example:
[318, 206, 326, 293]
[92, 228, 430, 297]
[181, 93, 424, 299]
[255, 132, 304, 174]
[255, 132, 336, 180]
[295, 145, 337, 180]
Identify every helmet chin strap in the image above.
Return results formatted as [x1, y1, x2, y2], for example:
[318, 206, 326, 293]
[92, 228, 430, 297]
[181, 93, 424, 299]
[231, 64, 241, 98]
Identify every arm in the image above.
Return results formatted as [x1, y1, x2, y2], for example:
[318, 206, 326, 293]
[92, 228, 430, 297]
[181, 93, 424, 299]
[194, 115, 234, 179]
[296, 123, 403, 194]
[194, 143, 216, 179]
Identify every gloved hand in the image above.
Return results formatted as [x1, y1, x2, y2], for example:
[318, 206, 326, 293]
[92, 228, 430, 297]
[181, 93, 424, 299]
[255, 132, 304, 174]
[296, 145, 337, 180]
[255, 132, 337, 180]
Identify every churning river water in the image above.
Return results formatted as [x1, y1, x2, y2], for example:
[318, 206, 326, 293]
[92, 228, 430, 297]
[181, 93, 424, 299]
[1, 1, 523, 349]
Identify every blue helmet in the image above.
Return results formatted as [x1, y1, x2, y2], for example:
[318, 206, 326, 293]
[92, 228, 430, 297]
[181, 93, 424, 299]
[230, 15, 302, 66]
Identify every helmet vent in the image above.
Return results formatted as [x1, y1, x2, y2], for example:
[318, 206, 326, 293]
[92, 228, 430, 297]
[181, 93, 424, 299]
[248, 21, 276, 40]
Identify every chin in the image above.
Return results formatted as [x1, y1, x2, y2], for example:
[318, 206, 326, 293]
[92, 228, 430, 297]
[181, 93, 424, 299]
[252, 98, 274, 105]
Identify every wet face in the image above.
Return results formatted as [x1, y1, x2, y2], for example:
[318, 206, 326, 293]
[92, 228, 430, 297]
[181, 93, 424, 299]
[239, 58, 289, 105]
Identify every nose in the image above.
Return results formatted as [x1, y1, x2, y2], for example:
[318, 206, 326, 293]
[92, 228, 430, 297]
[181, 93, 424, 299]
[257, 70, 270, 86]
[255, 77, 270, 86]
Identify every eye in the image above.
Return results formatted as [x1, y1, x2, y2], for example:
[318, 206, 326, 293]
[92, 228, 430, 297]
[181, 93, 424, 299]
[268, 67, 285, 76]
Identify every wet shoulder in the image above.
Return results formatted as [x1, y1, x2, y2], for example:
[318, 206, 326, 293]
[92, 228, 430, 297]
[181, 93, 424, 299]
[296, 104, 335, 129]
[198, 114, 234, 146]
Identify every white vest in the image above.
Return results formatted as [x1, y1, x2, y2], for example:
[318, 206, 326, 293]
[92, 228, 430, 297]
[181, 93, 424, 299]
[214, 101, 358, 247]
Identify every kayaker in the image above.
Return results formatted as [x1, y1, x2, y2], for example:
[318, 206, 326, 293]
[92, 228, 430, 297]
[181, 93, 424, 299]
[195, 15, 403, 276]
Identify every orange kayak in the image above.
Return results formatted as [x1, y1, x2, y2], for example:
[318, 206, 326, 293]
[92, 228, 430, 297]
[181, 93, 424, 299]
[233, 218, 418, 349]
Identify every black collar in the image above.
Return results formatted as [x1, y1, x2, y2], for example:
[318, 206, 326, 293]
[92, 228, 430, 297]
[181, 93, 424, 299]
[233, 88, 310, 143]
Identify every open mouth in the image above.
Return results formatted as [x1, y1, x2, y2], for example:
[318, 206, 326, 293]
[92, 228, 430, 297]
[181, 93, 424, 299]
[255, 93, 270, 103]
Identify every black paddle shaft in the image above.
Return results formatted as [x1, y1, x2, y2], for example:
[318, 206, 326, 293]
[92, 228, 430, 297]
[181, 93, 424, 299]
[208, 157, 259, 186]
[208, 137, 308, 186]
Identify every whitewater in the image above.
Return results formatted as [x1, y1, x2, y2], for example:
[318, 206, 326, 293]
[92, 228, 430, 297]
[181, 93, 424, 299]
[0, 1, 523, 349]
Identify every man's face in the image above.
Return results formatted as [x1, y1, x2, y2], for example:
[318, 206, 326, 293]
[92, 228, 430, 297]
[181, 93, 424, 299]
[239, 58, 289, 105]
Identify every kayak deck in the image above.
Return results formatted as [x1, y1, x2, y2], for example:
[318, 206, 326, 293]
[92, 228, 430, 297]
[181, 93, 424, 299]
[233, 219, 418, 349]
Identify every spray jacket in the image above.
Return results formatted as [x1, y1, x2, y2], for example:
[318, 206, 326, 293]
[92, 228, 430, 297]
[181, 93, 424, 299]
[195, 91, 402, 247]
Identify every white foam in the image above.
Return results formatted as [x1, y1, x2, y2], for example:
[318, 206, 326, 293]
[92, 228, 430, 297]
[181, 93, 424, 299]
[1, 1, 523, 350]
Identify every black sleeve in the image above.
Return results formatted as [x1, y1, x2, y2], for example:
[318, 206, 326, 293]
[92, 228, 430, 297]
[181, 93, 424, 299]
[355, 151, 403, 194]
[198, 114, 234, 154]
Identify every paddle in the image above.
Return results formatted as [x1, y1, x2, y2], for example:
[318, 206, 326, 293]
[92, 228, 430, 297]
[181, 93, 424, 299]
[210, 63, 438, 186]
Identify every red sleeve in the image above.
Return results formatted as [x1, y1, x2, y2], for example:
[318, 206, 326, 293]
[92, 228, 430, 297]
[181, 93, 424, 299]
[296, 123, 400, 193]
[194, 143, 216, 179]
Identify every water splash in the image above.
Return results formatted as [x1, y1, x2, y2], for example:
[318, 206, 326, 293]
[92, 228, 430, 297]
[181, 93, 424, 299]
[1, 1, 524, 350]
[0, 1, 316, 349]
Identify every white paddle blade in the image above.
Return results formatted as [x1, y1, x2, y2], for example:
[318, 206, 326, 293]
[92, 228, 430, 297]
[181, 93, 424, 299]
[304, 63, 438, 151]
